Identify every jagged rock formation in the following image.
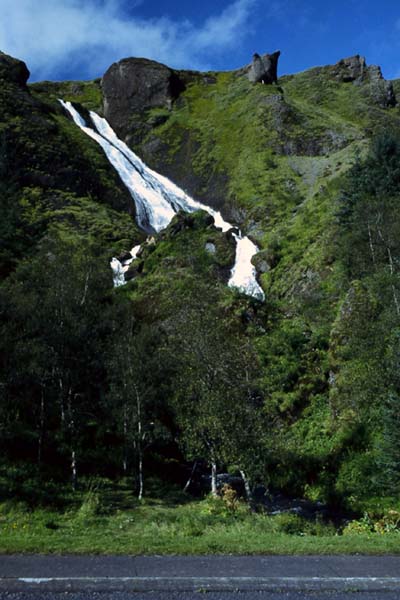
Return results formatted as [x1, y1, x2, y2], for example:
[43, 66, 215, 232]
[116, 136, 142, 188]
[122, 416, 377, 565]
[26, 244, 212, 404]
[92, 50, 398, 220]
[331, 55, 396, 108]
[332, 55, 367, 82]
[367, 64, 396, 108]
[248, 51, 281, 84]
[0, 51, 29, 85]
[102, 57, 185, 142]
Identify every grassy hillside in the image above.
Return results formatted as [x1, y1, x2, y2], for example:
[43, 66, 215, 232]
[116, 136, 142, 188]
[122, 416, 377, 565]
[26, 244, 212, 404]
[2, 51, 400, 528]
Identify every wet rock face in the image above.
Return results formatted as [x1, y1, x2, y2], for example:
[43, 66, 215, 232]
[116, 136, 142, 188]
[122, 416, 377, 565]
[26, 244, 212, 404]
[0, 51, 30, 86]
[248, 51, 281, 84]
[101, 57, 185, 141]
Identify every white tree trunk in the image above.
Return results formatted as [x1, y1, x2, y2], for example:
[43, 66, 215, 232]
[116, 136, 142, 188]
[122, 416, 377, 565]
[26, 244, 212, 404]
[123, 405, 128, 474]
[80, 270, 90, 306]
[138, 451, 143, 501]
[211, 460, 218, 497]
[67, 387, 77, 490]
[240, 469, 252, 502]
[59, 377, 65, 423]
[367, 222, 376, 265]
[377, 225, 400, 316]
[136, 385, 144, 501]
[71, 449, 77, 491]
[38, 388, 45, 465]
[183, 461, 197, 493]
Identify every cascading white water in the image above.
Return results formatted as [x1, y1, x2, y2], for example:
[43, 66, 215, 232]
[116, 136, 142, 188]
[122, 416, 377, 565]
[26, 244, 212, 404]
[121, 244, 141, 273]
[229, 234, 264, 300]
[110, 257, 125, 287]
[59, 100, 264, 301]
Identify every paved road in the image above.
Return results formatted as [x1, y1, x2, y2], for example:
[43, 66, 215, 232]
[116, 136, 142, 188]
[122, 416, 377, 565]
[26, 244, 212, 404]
[1, 555, 400, 597]
[2, 593, 400, 600]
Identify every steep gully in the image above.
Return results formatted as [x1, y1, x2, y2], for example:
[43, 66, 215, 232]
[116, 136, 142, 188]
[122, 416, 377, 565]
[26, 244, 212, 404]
[59, 100, 265, 301]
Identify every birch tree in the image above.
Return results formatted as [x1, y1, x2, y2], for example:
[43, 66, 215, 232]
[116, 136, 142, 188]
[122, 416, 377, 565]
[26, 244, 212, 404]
[107, 313, 161, 500]
[169, 301, 260, 497]
[0, 232, 111, 487]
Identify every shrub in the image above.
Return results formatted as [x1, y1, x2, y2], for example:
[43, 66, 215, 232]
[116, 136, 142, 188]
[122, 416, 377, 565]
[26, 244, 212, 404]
[342, 512, 374, 535]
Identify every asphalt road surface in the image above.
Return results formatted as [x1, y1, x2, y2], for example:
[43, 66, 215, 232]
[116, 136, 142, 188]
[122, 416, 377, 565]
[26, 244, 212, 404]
[2, 592, 400, 600]
[1, 555, 400, 599]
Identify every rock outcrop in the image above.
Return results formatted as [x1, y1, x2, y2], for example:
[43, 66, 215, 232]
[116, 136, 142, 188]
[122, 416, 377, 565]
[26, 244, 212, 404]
[248, 51, 281, 84]
[331, 55, 396, 108]
[0, 51, 30, 86]
[101, 58, 185, 141]
[332, 55, 367, 82]
[367, 64, 396, 108]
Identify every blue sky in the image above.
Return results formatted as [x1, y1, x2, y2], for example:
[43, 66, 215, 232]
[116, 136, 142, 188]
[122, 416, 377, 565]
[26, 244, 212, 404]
[1, 0, 399, 82]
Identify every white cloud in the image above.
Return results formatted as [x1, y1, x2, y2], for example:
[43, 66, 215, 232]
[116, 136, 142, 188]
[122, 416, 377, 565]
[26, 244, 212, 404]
[0, 0, 257, 80]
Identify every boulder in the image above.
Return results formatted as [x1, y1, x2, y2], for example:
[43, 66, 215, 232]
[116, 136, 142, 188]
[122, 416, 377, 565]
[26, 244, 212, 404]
[168, 213, 195, 236]
[205, 242, 216, 254]
[0, 51, 30, 86]
[251, 250, 271, 274]
[117, 250, 134, 263]
[248, 51, 281, 84]
[101, 57, 185, 140]
[125, 259, 144, 280]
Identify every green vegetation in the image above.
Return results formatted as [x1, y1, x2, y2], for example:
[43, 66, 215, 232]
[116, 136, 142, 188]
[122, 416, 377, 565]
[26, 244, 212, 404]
[2, 53, 400, 554]
[1, 482, 400, 555]
[138, 65, 400, 233]
[0, 72, 141, 277]
[31, 79, 103, 112]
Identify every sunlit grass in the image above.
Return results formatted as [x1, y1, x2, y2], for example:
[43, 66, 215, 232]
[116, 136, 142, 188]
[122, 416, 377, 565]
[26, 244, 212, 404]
[1, 483, 399, 555]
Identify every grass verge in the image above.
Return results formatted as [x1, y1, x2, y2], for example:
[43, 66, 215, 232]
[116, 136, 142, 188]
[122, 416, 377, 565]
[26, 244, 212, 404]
[0, 483, 399, 555]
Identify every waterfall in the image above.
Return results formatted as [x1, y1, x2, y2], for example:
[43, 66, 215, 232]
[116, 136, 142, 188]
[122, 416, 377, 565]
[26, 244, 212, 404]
[59, 100, 264, 301]
[229, 233, 265, 300]
[110, 257, 125, 287]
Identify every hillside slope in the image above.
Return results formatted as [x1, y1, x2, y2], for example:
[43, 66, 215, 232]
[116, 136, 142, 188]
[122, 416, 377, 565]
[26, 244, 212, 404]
[2, 49, 400, 507]
[0, 51, 143, 279]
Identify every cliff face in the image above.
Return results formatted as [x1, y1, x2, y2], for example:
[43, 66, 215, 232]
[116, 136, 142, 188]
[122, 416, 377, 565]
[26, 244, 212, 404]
[102, 57, 186, 146]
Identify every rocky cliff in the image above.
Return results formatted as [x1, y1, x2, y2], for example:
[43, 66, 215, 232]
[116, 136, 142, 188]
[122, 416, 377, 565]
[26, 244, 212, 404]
[102, 57, 186, 145]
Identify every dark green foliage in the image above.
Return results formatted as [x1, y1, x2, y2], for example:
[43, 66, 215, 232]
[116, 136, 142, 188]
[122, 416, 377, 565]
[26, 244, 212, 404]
[0, 233, 113, 482]
[378, 392, 400, 494]
[327, 132, 400, 500]
[337, 133, 400, 235]
[168, 297, 261, 478]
